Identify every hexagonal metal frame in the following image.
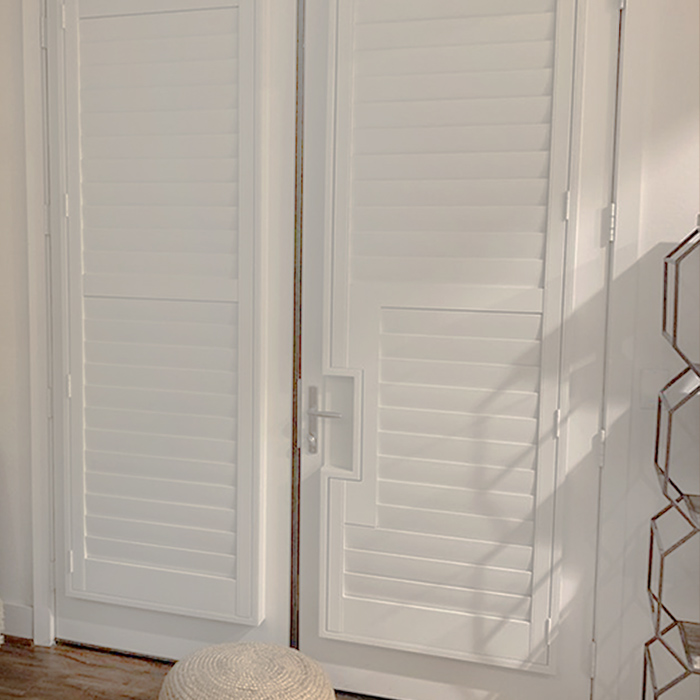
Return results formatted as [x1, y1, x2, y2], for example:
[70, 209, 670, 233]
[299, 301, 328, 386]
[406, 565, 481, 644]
[663, 228, 700, 373]
[654, 367, 700, 521]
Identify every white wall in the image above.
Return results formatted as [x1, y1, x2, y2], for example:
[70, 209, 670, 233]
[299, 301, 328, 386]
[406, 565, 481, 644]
[0, 0, 35, 637]
[596, 0, 700, 698]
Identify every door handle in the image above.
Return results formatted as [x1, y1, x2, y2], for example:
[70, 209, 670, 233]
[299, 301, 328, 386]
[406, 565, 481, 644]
[307, 386, 342, 454]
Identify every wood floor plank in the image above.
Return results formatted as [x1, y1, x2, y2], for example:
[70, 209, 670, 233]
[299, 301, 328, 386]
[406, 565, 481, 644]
[0, 638, 371, 700]
[0, 638, 171, 700]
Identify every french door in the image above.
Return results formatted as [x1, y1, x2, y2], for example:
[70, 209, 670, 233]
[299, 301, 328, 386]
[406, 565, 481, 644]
[48, 0, 295, 658]
[298, 0, 597, 697]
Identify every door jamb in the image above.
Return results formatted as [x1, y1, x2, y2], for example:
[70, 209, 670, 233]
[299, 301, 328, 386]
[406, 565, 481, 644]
[24, 0, 56, 647]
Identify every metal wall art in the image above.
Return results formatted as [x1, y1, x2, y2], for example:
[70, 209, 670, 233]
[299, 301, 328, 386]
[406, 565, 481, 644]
[643, 228, 700, 698]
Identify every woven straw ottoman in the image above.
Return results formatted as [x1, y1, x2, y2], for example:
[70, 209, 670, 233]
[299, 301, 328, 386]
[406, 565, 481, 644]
[159, 642, 336, 700]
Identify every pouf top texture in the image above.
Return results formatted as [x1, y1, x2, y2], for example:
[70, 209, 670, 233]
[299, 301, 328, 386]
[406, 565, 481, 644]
[159, 642, 336, 700]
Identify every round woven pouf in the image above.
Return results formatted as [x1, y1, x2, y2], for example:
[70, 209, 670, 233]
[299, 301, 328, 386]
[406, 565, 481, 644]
[159, 642, 336, 700]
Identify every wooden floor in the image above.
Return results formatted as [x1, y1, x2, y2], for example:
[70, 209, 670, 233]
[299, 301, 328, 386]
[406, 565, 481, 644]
[0, 637, 365, 699]
[0, 638, 171, 699]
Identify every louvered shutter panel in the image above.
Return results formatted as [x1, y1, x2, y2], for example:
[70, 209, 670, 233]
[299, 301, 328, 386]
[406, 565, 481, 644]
[319, 0, 574, 667]
[64, 0, 260, 623]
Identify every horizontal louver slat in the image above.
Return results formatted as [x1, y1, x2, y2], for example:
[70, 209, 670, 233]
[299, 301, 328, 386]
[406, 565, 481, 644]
[81, 59, 239, 89]
[87, 451, 234, 485]
[86, 339, 236, 369]
[377, 480, 533, 520]
[86, 364, 236, 395]
[83, 183, 238, 206]
[82, 111, 239, 138]
[381, 359, 541, 393]
[85, 253, 237, 280]
[355, 127, 551, 155]
[355, 0, 555, 24]
[340, 597, 530, 660]
[79, 0, 239, 19]
[354, 259, 543, 287]
[354, 13, 554, 50]
[83, 204, 237, 229]
[83, 135, 237, 158]
[378, 505, 533, 546]
[85, 229, 237, 255]
[354, 97, 552, 128]
[85, 408, 236, 441]
[380, 334, 541, 365]
[79, 8, 238, 43]
[83, 159, 238, 183]
[354, 152, 549, 181]
[378, 457, 535, 495]
[379, 432, 536, 471]
[346, 550, 532, 596]
[345, 574, 531, 621]
[345, 525, 533, 570]
[80, 35, 237, 66]
[83, 275, 238, 301]
[86, 317, 236, 346]
[356, 70, 552, 103]
[86, 494, 235, 531]
[86, 515, 235, 554]
[86, 537, 236, 578]
[352, 206, 547, 233]
[86, 473, 235, 509]
[356, 42, 554, 77]
[84, 560, 237, 618]
[86, 429, 236, 463]
[379, 407, 538, 444]
[380, 384, 538, 418]
[353, 179, 548, 206]
[381, 308, 542, 338]
[354, 232, 545, 260]
[81, 86, 237, 113]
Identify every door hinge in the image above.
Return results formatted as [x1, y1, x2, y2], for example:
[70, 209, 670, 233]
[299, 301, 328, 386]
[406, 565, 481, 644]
[609, 202, 617, 243]
[545, 618, 552, 647]
[47, 386, 53, 419]
[598, 428, 607, 469]
[68, 550, 74, 574]
[66, 374, 72, 399]
[64, 193, 70, 220]
[590, 640, 598, 679]
[40, 14, 48, 49]
[43, 203, 50, 236]
[564, 190, 571, 222]
[61, 3, 66, 30]
[554, 409, 561, 440]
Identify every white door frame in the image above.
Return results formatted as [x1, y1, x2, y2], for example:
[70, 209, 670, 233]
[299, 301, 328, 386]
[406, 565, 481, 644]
[23, 0, 297, 651]
[24, 0, 55, 648]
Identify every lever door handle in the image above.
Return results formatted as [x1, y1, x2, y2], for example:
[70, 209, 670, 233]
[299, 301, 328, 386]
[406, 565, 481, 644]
[308, 408, 342, 419]
[307, 386, 341, 453]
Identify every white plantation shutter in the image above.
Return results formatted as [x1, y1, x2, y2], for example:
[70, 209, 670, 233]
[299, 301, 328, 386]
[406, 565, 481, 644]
[64, 0, 260, 623]
[318, 0, 574, 667]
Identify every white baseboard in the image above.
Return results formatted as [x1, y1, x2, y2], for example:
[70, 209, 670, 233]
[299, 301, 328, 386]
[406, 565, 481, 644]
[3, 603, 33, 640]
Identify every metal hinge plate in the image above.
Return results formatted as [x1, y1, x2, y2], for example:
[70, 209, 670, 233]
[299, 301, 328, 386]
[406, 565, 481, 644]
[609, 202, 617, 243]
